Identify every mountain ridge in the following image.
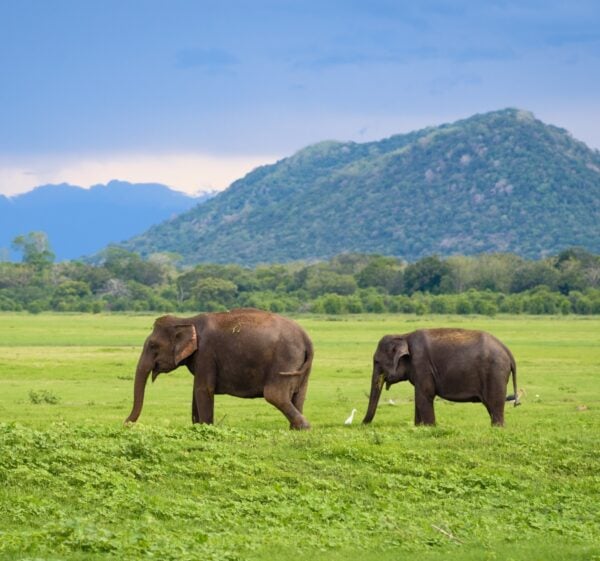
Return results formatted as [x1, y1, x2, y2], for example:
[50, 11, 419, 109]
[0, 180, 210, 261]
[122, 108, 600, 265]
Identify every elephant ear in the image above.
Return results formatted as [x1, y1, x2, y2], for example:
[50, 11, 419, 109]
[173, 324, 198, 365]
[392, 338, 410, 374]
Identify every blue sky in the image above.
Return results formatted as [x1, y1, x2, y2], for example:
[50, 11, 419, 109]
[1, 0, 599, 195]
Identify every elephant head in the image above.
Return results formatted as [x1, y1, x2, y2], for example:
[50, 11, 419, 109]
[125, 316, 198, 423]
[363, 335, 410, 424]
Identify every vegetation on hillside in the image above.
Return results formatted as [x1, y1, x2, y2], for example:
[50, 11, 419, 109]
[2, 232, 599, 315]
[123, 109, 600, 265]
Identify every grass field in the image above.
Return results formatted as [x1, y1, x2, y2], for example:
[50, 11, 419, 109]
[0, 313, 599, 560]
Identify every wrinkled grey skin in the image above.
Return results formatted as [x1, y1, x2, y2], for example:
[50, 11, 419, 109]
[363, 328, 519, 427]
[125, 308, 313, 429]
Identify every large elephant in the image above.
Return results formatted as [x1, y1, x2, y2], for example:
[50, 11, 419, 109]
[363, 328, 519, 427]
[125, 308, 313, 429]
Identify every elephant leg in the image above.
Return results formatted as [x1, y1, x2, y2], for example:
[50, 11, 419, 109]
[414, 389, 435, 426]
[192, 376, 215, 424]
[291, 376, 309, 414]
[484, 377, 507, 427]
[264, 385, 310, 430]
[484, 397, 506, 427]
[191, 391, 200, 423]
[414, 402, 422, 425]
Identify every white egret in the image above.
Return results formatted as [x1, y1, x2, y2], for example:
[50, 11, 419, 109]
[344, 408, 358, 425]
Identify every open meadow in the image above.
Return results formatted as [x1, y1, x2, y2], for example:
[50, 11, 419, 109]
[0, 312, 599, 560]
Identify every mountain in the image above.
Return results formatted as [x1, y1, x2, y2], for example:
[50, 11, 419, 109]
[0, 181, 210, 261]
[123, 108, 600, 265]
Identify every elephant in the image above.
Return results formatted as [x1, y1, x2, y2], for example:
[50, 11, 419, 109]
[363, 328, 519, 427]
[125, 308, 314, 429]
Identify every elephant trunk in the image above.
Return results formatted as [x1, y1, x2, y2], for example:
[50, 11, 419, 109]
[125, 342, 153, 423]
[363, 367, 385, 424]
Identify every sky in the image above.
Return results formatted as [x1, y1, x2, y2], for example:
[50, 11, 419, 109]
[1, 0, 599, 196]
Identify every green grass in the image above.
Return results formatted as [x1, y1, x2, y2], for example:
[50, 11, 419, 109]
[0, 313, 599, 560]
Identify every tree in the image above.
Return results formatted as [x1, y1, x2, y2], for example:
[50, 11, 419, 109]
[51, 281, 93, 311]
[403, 256, 451, 295]
[193, 277, 238, 310]
[554, 247, 600, 294]
[254, 265, 294, 292]
[443, 255, 477, 293]
[300, 269, 356, 297]
[102, 247, 166, 286]
[356, 256, 404, 294]
[12, 232, 55, 269]
[510, 261, 559, 293]
[471, 254, 524, 293]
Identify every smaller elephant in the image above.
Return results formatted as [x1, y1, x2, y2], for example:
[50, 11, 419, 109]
[363, 328, 519, 427]
[125, 308, 314, 429]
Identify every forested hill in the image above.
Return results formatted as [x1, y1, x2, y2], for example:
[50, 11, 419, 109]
[123, 109, 600, 265]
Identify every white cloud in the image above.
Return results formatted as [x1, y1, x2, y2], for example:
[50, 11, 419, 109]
[0, 152, 280, 197]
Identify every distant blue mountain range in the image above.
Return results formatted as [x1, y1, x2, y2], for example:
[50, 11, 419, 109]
[0, 181, 210, 261]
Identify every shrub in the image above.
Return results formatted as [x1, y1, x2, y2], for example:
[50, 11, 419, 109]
[320, 294, 346, 314]
[389, 295, 416, 313]
[29, 389, 60, 404]
[570, 292, 593, 315]
[430, 296, 456, 314]
[26, 300, 46, 314]
[344, 296, 364, 313]
[456, 298, 473, 315]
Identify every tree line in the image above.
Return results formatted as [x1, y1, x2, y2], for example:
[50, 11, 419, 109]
[1, 232, 599, 315]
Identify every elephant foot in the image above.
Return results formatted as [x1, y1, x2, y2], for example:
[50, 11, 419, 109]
[290, 418, 311, 430]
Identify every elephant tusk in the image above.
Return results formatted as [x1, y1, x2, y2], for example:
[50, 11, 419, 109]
[377, 373, 385, 392]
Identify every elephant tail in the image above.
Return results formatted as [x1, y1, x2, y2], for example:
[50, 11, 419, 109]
[279, 333, 314, 377]
[505, 352, 521, 407]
